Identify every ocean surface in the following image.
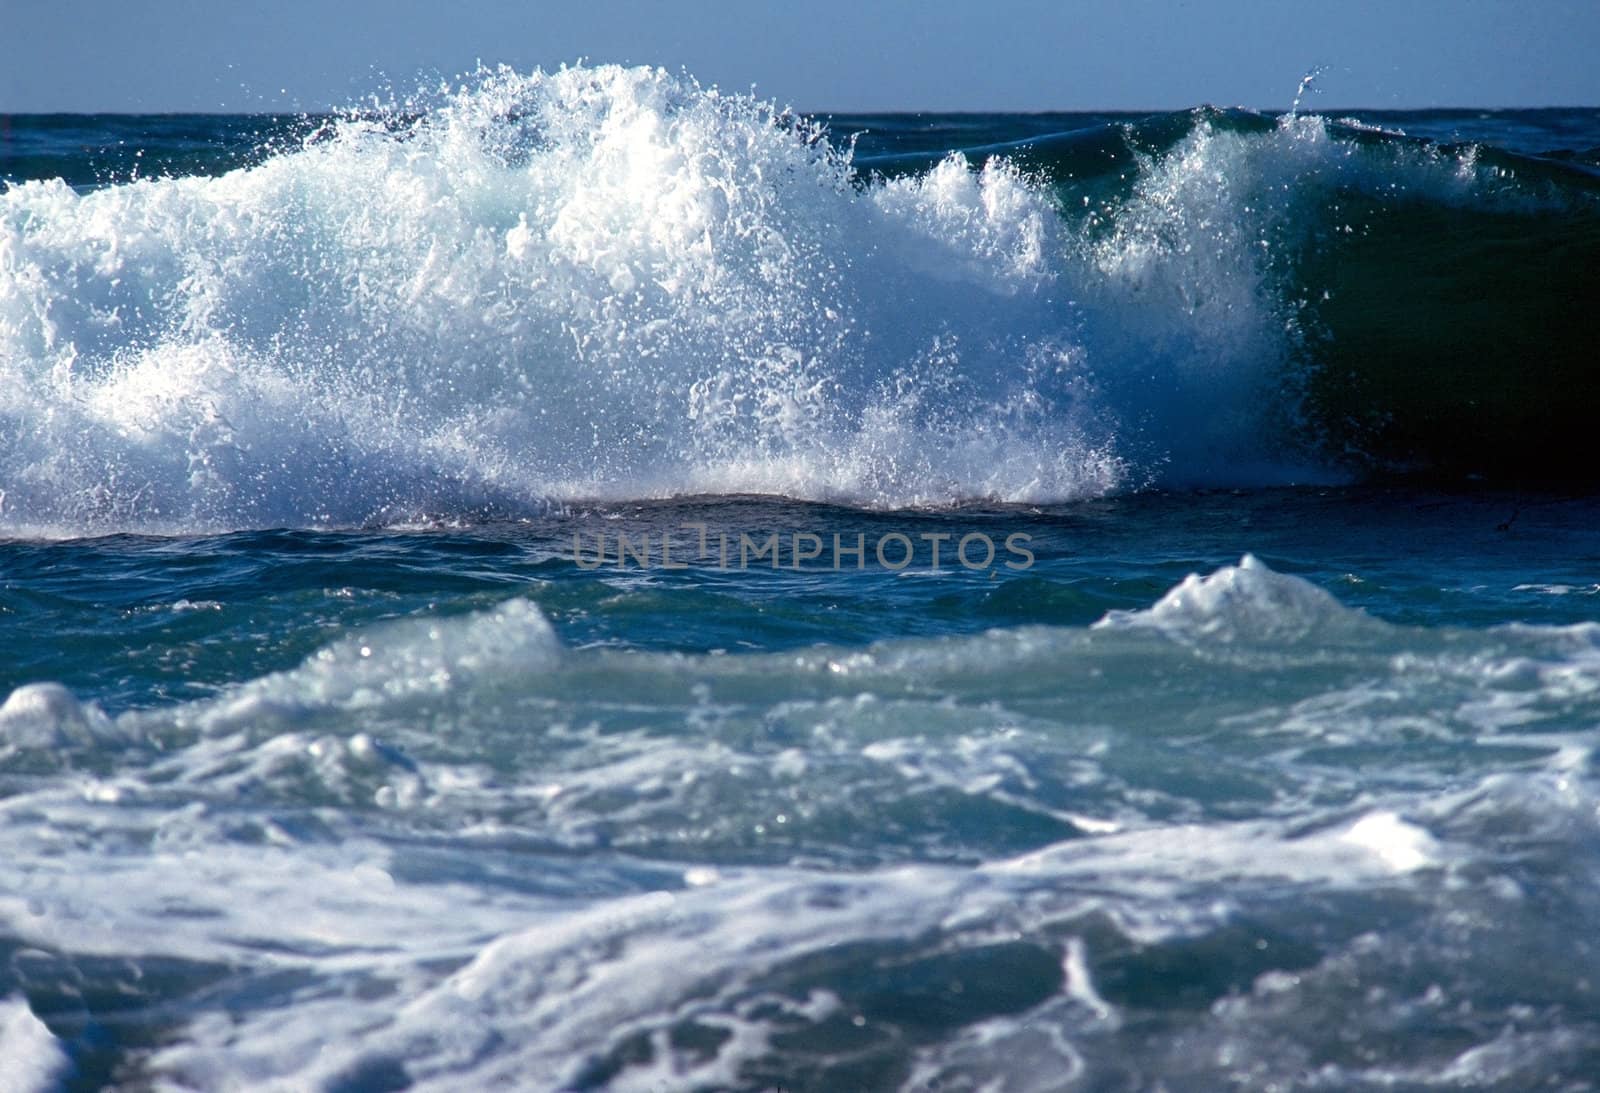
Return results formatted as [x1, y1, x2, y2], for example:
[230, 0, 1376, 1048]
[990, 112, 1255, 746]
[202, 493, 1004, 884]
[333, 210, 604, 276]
[3, 66, 1600, 1090]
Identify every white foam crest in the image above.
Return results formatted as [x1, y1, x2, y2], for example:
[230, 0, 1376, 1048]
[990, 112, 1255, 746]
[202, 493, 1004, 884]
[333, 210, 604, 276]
[992, 808, 1447, 891]
[0, 65, 1342, 536]
[0, 995, 71, 1093]
[0, 681, 121, 750]
[1337, 810, 1441, 872]
[1095, 553, 1375, 645]
[193, 596, 559, 731]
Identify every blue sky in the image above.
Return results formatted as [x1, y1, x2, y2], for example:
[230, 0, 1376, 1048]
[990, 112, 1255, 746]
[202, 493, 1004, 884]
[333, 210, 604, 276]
[4, 0, 1597, 113]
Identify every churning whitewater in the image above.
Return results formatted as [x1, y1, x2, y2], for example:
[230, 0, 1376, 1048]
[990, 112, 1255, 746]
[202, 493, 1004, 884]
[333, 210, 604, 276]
[0, 64, 1393, 535]
[4, 550, 1600, 1089]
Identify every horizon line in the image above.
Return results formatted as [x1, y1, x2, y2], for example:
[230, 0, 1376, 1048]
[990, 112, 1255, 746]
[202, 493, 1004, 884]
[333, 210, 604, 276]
[4, 102, 1599, 118]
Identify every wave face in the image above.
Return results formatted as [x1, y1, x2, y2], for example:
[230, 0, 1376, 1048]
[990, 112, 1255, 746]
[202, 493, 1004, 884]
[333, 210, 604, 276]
[4, 69, 1599, 536]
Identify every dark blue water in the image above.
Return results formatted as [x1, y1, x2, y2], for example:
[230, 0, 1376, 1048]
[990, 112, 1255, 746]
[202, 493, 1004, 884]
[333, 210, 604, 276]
[3, 67, 1600, 1090]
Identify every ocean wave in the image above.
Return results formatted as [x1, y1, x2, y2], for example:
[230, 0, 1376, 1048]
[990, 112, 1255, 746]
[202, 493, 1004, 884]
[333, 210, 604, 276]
[3, 67, 1597, 537]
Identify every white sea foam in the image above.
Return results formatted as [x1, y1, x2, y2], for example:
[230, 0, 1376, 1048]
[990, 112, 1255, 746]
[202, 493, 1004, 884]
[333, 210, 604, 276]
[1, 559, 1598, 1085]
[0, 681, 119, 749]
[0, 65, 1403, 537]
[0, 995, 70, 1093]
[1094, 553, 1378, 644]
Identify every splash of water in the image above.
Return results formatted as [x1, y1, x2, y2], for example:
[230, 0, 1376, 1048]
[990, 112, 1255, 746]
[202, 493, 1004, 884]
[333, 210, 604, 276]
[0, 64, 1391, 535]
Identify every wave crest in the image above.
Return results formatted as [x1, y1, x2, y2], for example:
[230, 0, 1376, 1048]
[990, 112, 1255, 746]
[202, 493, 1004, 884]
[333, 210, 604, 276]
[0, 65, 1352, 535]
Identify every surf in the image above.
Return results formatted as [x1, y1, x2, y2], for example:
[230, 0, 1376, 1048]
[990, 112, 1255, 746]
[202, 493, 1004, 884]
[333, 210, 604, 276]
[2, 65, 1597, 539]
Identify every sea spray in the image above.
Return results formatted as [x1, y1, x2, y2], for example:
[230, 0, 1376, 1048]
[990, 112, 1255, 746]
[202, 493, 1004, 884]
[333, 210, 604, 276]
[0, 65, 1344, 537]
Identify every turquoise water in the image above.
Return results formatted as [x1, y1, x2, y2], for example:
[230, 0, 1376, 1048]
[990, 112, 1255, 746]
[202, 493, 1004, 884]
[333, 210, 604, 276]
[3, 66, 1600, 1090]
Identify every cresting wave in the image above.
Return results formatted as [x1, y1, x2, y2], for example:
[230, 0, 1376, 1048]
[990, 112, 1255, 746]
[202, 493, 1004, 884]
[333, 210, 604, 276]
[3, 66, 1597, 536]
[0, 63, 1249, 534]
